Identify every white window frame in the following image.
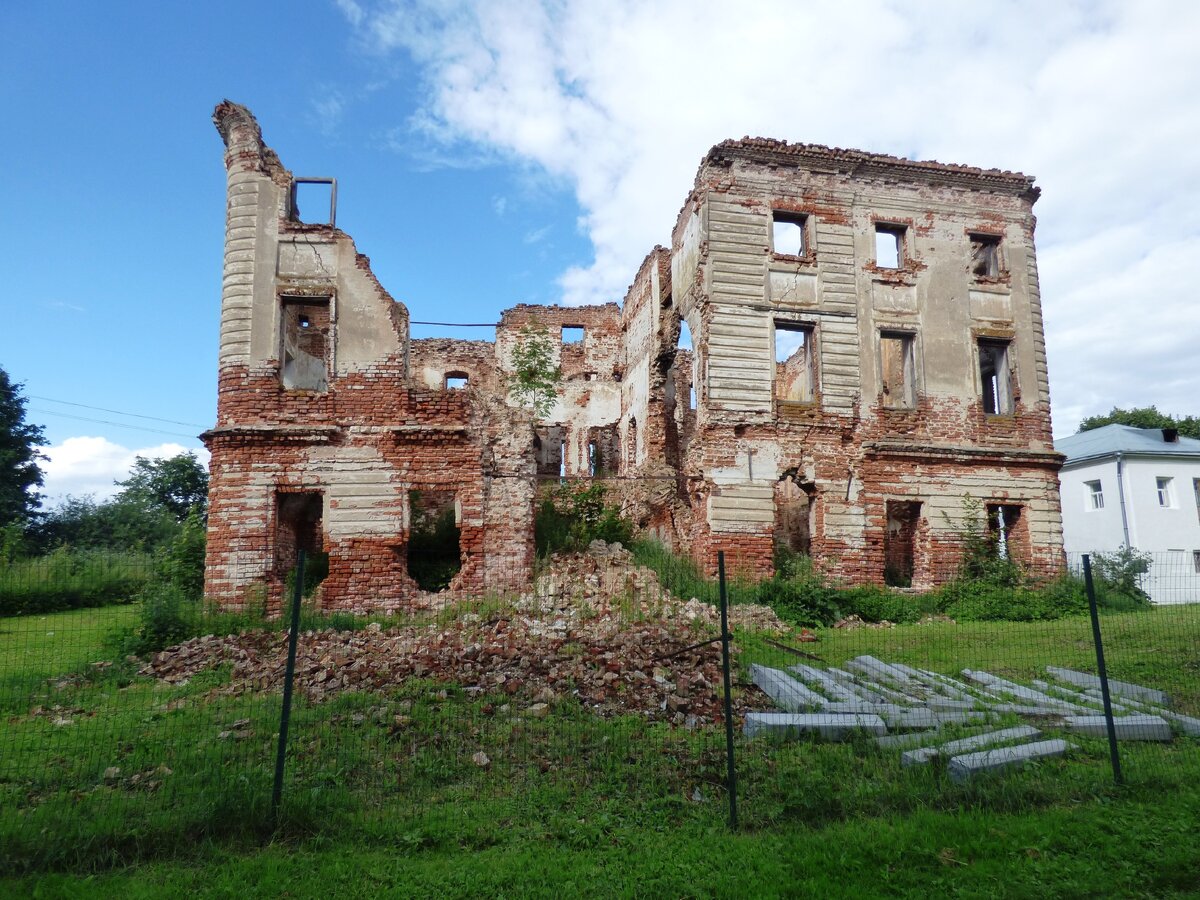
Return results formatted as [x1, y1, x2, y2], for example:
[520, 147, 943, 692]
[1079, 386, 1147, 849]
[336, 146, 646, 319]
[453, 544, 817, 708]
[1085, 480, 1104, 511]
[1156, 476, 1175, 508]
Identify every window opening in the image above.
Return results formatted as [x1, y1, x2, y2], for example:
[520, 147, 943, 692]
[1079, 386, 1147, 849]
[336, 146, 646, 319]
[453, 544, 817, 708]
[559, 440, 566, 480]
[875, 225, 904, 269]
[407, 490, 461, 592]
[588, 440, 598, 477]
[774, 321, 815, 404]
[884, 500, 921, 587]
[880, 332, 915, 409]
[562, 326, 585, 344]
[280, 297, 330, 391]
[771, 211, 807, 257]
[290, 177, 337, 226]
[978, 339, 1013, 415]
[775, 474, 815, 558]
[1193, 550, 1200, 574]
[626, 418, 638, 469]
[1157, 477, 1174, 508]
[986, 504, 1022, 560]
[970, 233, 1002, 278]
[444, 372, 468, 390]
[1086, 480, 1104, 510]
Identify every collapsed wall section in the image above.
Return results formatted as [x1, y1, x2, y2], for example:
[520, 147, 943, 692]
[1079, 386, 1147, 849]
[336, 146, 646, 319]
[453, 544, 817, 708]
[204, 102, 533, 611]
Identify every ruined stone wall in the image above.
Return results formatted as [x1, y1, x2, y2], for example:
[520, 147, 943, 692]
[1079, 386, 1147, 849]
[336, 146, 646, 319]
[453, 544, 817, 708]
[661, 140, 1064, 582]
[205, 103, 533, 611]
[496, 304, 624, 478]
[206, 102, 1065, 604]
[409, 339, 500, 393]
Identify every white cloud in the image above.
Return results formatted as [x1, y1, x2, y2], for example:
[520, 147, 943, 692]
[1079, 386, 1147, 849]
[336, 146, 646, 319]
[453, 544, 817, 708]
[38, 437, 210, 505]
[523, 224, 551, 244]
[341, 0, 1200, 433]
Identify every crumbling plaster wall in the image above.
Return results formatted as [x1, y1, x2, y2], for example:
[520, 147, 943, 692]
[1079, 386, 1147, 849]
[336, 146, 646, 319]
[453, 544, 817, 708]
[204, 102, 534, 611]
[660, 140, 1064, 582]
[205, 101, 1065, 606]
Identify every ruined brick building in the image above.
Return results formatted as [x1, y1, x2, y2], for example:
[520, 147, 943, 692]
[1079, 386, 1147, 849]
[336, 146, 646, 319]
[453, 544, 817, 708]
[203, 102, 1064, 610]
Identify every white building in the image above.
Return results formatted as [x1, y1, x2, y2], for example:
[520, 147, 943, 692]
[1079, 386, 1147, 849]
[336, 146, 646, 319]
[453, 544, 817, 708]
[1056, 425, 1200, 603]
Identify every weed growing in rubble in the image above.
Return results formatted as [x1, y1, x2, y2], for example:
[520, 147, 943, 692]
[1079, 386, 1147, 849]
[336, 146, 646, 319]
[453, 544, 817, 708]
[535, 482, 632, 555]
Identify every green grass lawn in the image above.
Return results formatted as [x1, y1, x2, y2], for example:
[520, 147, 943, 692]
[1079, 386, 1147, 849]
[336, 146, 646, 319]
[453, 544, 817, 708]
[0, 603, 140, 679]
[3, 603, 1200, 897]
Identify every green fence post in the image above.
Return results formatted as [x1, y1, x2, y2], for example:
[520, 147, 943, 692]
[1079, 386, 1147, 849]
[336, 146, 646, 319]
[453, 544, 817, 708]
[718, 550, 739, 829]
[272, 548, 306, 825]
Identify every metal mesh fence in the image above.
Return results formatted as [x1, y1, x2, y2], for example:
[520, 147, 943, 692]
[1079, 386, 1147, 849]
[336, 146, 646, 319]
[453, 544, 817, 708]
[2, 540, 1197, 873]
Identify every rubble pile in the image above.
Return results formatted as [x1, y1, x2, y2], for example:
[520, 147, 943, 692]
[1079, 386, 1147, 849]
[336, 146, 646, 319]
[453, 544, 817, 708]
[141, 544, 782, 725]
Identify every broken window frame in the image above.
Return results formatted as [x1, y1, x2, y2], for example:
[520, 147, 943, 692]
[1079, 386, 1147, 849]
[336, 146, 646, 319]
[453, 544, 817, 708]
[290, 177, 338, 227]
[773, 320, 817, 407]
[279, 295, 333, 392]
[978, 338, 1014, 416]
[969, 232, 1004, 279]
[770, 210, 811, 259]
[879, 330, 917, 410]
[874, 223, 906, 270]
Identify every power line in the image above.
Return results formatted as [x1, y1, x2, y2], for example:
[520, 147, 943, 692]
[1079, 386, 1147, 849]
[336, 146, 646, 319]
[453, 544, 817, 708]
[410, 321, 498, 327]
[28, 408, 200, 440]
[29, 395, 206, 428]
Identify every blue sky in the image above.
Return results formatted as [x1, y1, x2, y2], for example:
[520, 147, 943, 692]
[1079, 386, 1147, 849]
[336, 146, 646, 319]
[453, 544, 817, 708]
[4, 1, 1199, 502]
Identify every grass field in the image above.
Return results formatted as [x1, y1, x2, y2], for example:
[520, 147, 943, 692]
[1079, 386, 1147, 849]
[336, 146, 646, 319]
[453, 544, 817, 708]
[3, 603, 1199, 897]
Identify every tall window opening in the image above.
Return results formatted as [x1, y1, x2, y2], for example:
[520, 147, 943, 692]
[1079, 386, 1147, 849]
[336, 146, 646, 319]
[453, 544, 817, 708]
[884, 500, 921, 587]
[970, 233, 1003, 278]
[775, 474, 815, 558]
[979, 339, 1013, 415]
[880, 332, 915, 409]
[407, 490, 461, 592]
[1157, 477, 1175, 508]
[986, 503, 1023, 560]
[280, 297, 331, 391]
[875, 224, 905, 269]
[290, 177, 337, 226]
[1086, 480, 1105, 510]
[774, 321, 815, 405]
[275, 491, 328, 597]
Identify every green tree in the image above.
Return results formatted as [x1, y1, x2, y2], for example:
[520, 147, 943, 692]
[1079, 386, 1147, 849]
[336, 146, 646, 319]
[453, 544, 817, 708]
[29, 453, 208, 554]
[115, 453, 209, 522]
[507, 326, 561, 418]
[1079, 406, 1199, 439]
[0, 367, 46, 529]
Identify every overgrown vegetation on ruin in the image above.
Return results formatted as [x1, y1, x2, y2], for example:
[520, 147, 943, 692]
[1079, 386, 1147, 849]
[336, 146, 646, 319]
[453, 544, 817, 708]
[506, 325, 561, 418]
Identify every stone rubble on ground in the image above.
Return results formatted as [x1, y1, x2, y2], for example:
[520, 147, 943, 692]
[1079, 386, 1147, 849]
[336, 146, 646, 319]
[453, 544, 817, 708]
[138, 544, 783, 726]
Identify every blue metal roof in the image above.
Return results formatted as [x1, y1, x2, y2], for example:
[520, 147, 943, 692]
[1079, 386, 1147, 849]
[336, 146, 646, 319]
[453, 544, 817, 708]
[1056, 424, 1200, 465]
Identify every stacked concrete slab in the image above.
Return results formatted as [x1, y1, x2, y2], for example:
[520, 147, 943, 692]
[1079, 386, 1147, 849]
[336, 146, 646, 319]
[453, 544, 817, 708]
[744, 657, 1190, 781]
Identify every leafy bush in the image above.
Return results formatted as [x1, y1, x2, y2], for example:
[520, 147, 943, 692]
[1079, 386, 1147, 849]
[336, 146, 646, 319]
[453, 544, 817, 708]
[153, 510, 207, 597]
[1089, 546, 1152, 609]
[535, 482, 632, 555]
[836, 584, 939, 625]
[935, 576, 1088, 622]
[0, 549, 150, 616]
[123, 583, 200, 654]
